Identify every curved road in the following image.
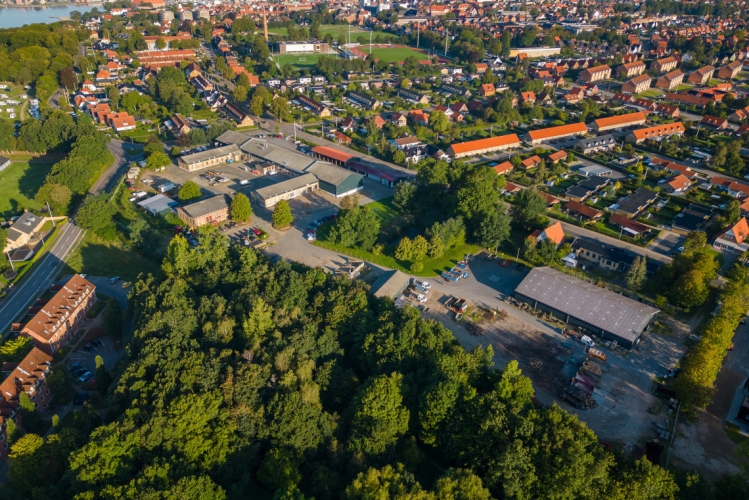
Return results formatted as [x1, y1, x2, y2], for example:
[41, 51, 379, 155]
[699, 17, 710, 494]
[0, 140, 131, 334]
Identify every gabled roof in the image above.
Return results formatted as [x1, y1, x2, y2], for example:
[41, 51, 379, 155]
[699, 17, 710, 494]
[592, 111, 647, 129]
[630, 122, 685, 140]
[448, 134, 521, 155]
[564, 200, 602, 219]
[665, 174, 692, 190]
[526, 122, 588, 141]
[493, 161, 514, 174]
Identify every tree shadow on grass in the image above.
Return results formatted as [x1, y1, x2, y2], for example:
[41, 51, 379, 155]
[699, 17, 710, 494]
[66, 236, 163, 282]
[16, 153, 59, 200]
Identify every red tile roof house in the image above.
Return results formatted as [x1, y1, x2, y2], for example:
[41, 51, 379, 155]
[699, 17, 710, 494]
[660, 174, 692, 194]
[521, 155, 542, 170]
[529, 221, 565, 246]
[548, 150, 567, 163]
[609, 213, 653, 237]
[700, 115, 729, 130]
[493, 161, 514, 175]
[563, 200, 603, 221]
[709, 176, 749, 198]
[20, 275, 97, 355]
[713, 217, 749, 253]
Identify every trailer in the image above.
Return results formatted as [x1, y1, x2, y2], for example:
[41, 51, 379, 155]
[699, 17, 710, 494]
[441, 272, 459, 282]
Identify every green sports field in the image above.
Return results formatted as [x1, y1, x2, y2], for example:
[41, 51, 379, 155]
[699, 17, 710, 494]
[366, 47, 430, 63]
[273, 53, 333, 69]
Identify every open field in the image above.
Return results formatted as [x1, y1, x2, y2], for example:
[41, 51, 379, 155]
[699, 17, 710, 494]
[367, 46, 430, 63]
[637, 88, 664, 98]
[674, 83, 693, 92]
[0, 157, 56, 217]
[273, 53, 333, 69]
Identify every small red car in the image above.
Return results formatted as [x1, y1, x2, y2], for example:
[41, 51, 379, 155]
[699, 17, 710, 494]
[501, 259, 512, 267]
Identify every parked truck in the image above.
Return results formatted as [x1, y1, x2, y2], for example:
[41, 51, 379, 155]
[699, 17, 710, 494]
[158, 182, 176, 193]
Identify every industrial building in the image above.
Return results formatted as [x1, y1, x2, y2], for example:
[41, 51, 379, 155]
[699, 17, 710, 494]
[178, 144, 244, 172]
[252, 173, 319, 208]
[514, 267, 659, 348]
[277, 41, 330, 54]
[177, 194, 231, 227]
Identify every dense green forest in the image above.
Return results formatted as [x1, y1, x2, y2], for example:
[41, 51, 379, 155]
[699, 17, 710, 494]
[5, 227, 747, 500]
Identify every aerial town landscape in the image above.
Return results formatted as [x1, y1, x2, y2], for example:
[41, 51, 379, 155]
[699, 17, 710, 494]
[0, 0, 748, 498]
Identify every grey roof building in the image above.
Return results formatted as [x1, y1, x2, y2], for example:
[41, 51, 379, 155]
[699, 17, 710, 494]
[252, 173, 319, 208]
[137, 194, 178, 216]
[214, 130, 252, 147]
[369, 270, 411, 299]
[304, 161, 363, 198]
[514, 267, 659, 348]
[574, 134, 617, 154]
[614, 188, 659, 217]
[177, 144, 243, 171]
[177, 194, 231, 227]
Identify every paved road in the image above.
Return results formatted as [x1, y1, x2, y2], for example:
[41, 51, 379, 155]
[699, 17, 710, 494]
[0, 140, 132, 335]
[558, 220, 673, 265]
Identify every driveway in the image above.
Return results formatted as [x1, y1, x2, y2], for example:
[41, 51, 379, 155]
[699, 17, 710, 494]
[648, 230, 684, 257]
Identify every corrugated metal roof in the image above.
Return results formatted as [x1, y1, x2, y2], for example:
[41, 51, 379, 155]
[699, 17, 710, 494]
[515, 267, 658, 342]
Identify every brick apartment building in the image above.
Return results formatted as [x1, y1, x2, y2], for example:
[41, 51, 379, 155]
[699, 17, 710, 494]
[650, 56, 679, 73]
[655, 70, 684, 90]
[622, 74, 652, 94]
[0, 347, 54, 459]
[20, 275, 97, 355]
[688, 65, 715, 85]
[177, 194, 231, 227]
[578, 64, 611, 83]
[617, 61, 646, 78]
[717, 60, 742, 79]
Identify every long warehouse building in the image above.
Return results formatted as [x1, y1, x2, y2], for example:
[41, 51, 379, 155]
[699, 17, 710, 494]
[514, 267, 659, 348]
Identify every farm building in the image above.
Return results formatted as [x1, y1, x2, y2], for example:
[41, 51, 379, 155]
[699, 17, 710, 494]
[514, 267, 659, 348]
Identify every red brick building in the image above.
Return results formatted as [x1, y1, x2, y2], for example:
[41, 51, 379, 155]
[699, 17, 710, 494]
[20, 275, 97, 355]
[0, 348, 54, 459]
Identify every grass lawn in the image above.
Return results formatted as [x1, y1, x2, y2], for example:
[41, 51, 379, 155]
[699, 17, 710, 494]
[0, 158, 57, 218]
[60, 231, 163, 282]
[637, 89, 664, 98]
[367, 47, 429, 63]
[273, 53, 332, 69]
[674, 83, 693, 92]
[313, 197, 481, 277]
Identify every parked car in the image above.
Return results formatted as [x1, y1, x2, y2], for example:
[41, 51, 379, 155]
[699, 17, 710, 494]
[415, 294, 427, 303]
[110, 276, 120, 283]
[77, 371, 92, 383]
[419, 281, 431, 289]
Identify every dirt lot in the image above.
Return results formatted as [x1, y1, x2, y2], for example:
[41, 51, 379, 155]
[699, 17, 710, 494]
[423, 295, 689, 456]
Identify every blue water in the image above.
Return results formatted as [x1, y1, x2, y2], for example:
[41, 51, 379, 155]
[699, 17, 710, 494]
[0, 5, 95, 29]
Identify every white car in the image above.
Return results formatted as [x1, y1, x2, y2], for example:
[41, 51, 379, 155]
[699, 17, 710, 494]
[420, 281, 431, 289]
[580, 335, 595, 348]
[415, 294, 427, 303]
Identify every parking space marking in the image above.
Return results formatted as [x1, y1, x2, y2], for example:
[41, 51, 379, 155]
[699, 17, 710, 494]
[488, 275, 500, 282]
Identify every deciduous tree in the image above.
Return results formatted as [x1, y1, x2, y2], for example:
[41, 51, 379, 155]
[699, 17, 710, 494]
[272, 200, 294, 228]
[178, 180, 202, 201]
[231, 193, 252, 222]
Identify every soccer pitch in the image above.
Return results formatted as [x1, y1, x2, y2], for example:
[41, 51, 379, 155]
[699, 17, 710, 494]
[365, 46, 430, 63]
[273, 53, 336, 69]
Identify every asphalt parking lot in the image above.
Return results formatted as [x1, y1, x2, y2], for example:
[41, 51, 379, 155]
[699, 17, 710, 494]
[66, 336, 117, 385]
